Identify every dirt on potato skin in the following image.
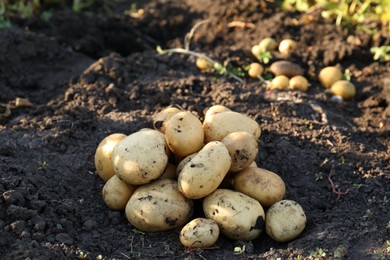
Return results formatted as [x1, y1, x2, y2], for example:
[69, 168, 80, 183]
[0, 0, 389, 259]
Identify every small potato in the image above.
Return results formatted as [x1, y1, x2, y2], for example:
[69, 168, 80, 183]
[203, 189, 265, 240]
[265, 200, 307, 242]
[203, 111, 261, 143]
[251, 45, 262, 58]
[178, 141, 231, 199]
[157, 163, 177, 180]
[102, 175, 136, 210]
[95, 133, 127, 182]
[125, 179, 193, 232]
[278, 39, 297, 55]
[271, 75, 290, 89]
[204, 105, 231, 118]
[221, 132, 258, 172]
[270, 61, 304, 78]
[196, 57, 214, 71]
[289, 75, 309, 92]
[259, 37, 278, 52]
[233, 167, 285, 207]
[165, 111, 204, 157]
[111, 130, 168, 185]
[330, 80, 356, 100]
[153, 106, 181, 133]
[318, 66, 343, 89]
[248, 63, 264, 78]
[180, 218, 220, 248]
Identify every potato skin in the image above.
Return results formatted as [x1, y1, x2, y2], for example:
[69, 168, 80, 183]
[203, 111, 261, 143]
[94, 133, 127, 182]
[265, 200, 307, 242]
[233, 167, 285, 207]
[221, 132, 258, 172]
[204, 105, 231, 118]
[180, 218, 220, 248]
[178, 141, 231, 199]
[165, 111, 204, 157]
[125, 179, 193, 232]
[102, 175, 136, 210]
[203, 189, 265, 240]
[153, 107, 181, 133]
[111, 130, 168, 185]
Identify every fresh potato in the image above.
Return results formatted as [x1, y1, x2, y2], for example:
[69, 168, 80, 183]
[125, 179, 193, 232]
[221, 132, 258, 172]
[271, 75, 290, 89]
[95, 133, 127, 182]
[204, 105, 231, 118]
[178, 141, 231, 199]
[102, 175, 136, 210]
[330, 80, 356, 99]
[203, 189, 265, 240]
[251, 45, 262, 58]
[233, 167, 285, 207]
[318, 66, 343, 89]
[165, 111, 204, 157]
[111, 130, 168, 185]
[270, 61, 304, 78]
[265, 200, 307, 242]
[248, 63, 264, 78]
[180, 218, 220, 248]
[203, 111, 261, 143]
[289, 75, 309, 92]
[259, 37, 278, 52]
[278, 39, 297, 55]
[153, 106, 181, 133]
[196, 57, 214, 71]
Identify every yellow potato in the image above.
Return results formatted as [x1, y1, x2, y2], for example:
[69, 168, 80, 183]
[180, 218, 220, 248]
[265, 200, 307, 242]
[271, 75, 290, 89]
[94, 133, 127, 182]
[111, 130, 168, 185]
[203, 189, 265, 240]
[204, 105, 231, 118]
[102, 175, 136, 210]
[248, 63, 264, 78]
[175, 153, 197, 177]
[203, 111, 261, 143]
[125, 179, 193, 232]
[251, 45, 262, 58]
[278, 39, 297, 55]
[233, 167, 285, 207]
[165, 111, 204, 157]
[259, 37, 278, 52]
[178, 141, 231, 199]
[221, 132, 258, 172]
[318, 66, 343, 89]
[153, 106, 181, 133]
[196, 57, 214, 71]
[330, 80, 356, 100]
[289, 75, 309, 92]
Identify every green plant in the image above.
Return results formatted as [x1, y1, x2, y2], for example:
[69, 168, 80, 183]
[370, 45, 390, 62]
[38, 161, 48, 170]
[255, 50, 273, 64]
[309, 247, 327, 258]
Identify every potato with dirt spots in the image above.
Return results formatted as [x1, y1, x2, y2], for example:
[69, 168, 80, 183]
[102, 175, 136, 210]
[233, 167, 285, 207]
[165, 111, 204, 157]
[221, 131, 258, 172]
[153, 106, 181, 133]
[111, 130, 168, 185]
[203, 189, 265, 240]
[180, 218, 220, 248]
[265, 200, 307, 242]
[204, 105, 231, 118]
[175, 153, 198, 177]
[178, 141, 231, 199]
[125, 179, 193, 232]
[203, 111, 261, 143]
[94, 133, 127, 182]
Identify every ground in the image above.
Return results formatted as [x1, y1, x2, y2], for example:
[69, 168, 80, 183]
[0, 0, 389, 259]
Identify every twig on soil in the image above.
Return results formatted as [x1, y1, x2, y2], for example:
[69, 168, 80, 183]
[184, 19, 210, 50]
[328, 169, 350, 200]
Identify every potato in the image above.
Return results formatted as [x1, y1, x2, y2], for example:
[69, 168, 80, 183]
[251, 45, 262, 58]
[270, 61, 304, 78]
[178, 141, 231, 199]
[248, 63, 264, 78]
[259, 37, 278, 52]
[176, 153, 197, 177]
[125, 179, 193, 232]
[204, 105, 231, 118]
[271, 75, 290, 89]
[289, 75, 309, 92]
[95, 133, 127, 182]
[221, 132, 258, 172]
[165, 111, 204, 157]
[196, 57, 214, 71]
[203, 189, 265, 240]
[330, 80, 356, 99]
[318, 66, 343, 89]
[265, 200, 307, 242]
[157, 163, 177, 180]
[102, 175, 136, 210]
[111, 130, 168, 185]
[153, 106, 181, 133]
[233, 167, 285, 207]
[278, 39, 297, 55]
[180, 218, 220, 248]
[203, 111, 261, 143]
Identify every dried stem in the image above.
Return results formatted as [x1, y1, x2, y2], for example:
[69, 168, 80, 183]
[328, 170, 350, 200]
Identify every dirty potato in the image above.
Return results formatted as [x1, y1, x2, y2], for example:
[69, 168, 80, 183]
[102, 175, 136, 210]
[125, 179, 193, 232]
[180, 218, 220, 248]
[153, 106, 181, 133]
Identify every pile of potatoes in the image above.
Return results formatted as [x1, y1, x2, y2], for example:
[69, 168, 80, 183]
[94, 105, 307, 248]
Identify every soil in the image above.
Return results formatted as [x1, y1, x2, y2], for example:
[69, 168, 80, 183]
[0, 1, 389, 259]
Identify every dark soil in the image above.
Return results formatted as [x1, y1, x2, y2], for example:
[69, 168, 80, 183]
[0, 1, 389, 259]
